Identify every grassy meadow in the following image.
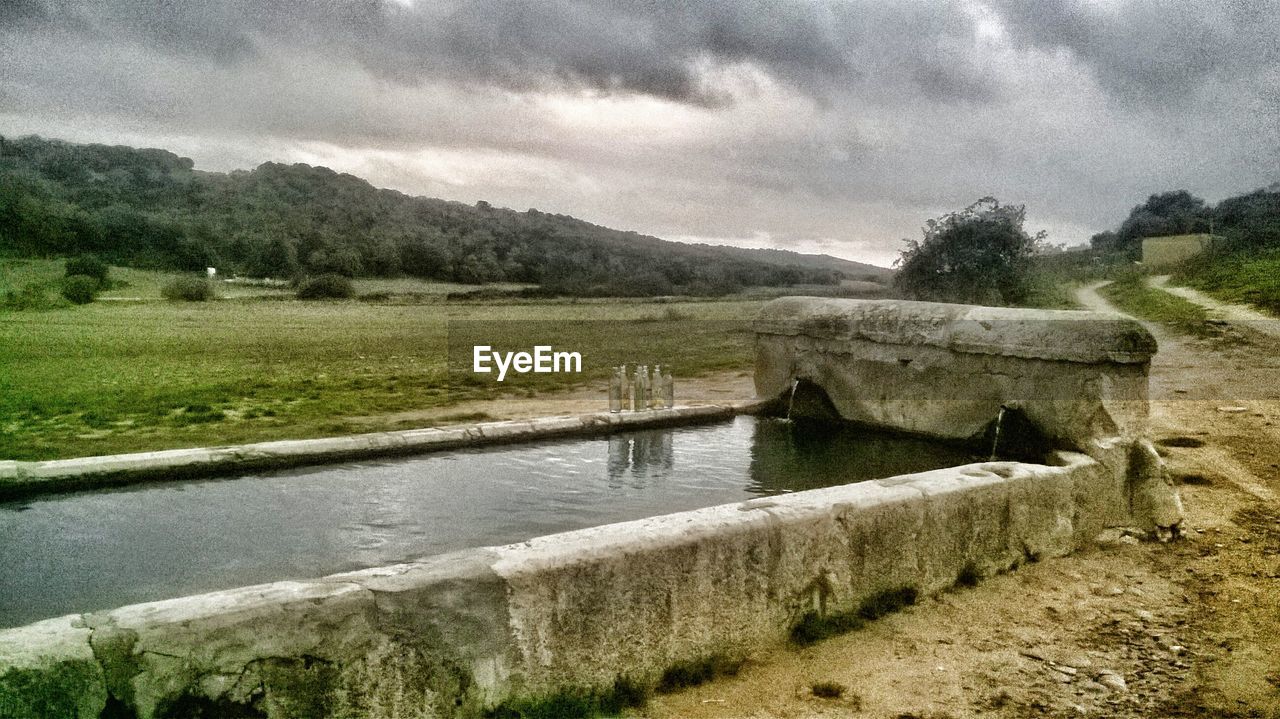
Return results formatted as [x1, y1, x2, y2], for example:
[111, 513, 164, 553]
[1097, 270, 1219, 339]
[1172, 247, 1280, 315]
[1, 261, 759, 460]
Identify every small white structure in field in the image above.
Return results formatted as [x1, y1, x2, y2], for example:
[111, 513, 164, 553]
[206, 267, 217, 278]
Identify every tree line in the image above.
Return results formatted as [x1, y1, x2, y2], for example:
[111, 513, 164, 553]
[0, 135, 843, 296]
[1088, 186, 1280, 258]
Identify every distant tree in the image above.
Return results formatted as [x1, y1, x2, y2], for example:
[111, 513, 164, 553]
[61, 275, 99, 304]
[247, 237, 300, 279]
[64, 255, 109, 287]
[1212, 187, 1280, 249]
[399, 239, 450, 279]
[1089, 230, 1121, 254]
[894, 197, 1045, 306]
[1117, 191, 1208, 244]
[162, 276, 216, 301]
[296, 273, 354, 299]
[306, 246, 363, 277]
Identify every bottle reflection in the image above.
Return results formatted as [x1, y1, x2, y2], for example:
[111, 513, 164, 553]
[606, 429, 675, 488]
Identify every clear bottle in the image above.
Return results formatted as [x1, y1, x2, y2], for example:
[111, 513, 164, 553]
[608, 366, 624, 413]
[644, 365, 655, 409]
[661, 365, 674, 408]
[631, 365, 646, 411]
[650, 364, 661, 409]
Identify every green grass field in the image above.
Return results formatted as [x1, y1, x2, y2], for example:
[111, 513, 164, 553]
[1, 263, 760, 460]
[1171, 248, 1280, 316]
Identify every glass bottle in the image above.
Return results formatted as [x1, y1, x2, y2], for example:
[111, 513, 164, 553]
[661, 364, 674, 408]
[650, 364, 661, 409]
[631, 365, 646, 411]
[608, 366, 624, 413]
[643, 365, 655, 409]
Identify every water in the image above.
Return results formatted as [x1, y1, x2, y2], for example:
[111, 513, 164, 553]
[0, 416, 981, 628]
[990, 406, 1007, 461]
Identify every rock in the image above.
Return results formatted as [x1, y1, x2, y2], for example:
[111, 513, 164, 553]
[1081, 680, 1110, 695]
[1216, 406, 1249, 413]
[1135, 610, 1155, 622]
[1061, 654, 1094, 670]
[1096, 671, 1127, 693]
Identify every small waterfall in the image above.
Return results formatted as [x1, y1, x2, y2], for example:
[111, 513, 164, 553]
[785, 378, 800, 420]
[989, 406, 1007, 461]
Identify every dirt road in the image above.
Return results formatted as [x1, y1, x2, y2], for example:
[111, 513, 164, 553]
[1148, 276, 1280, 341]
[637, 286, 1280, 718]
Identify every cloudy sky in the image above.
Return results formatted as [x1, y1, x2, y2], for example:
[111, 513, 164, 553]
[2, 0, 1277, 266]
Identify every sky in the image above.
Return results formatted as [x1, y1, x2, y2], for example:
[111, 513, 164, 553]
[1, 0, 1277, 267]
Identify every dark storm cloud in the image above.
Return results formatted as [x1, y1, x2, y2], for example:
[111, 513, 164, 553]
[4, 0, 867, 104]
[993, 0, 1280, 103]
[2, 0, 1277, 264]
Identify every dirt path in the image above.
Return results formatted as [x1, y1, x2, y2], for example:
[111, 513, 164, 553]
[1148, 275, 1280, 341]
[343, 369, 758, 428]
[638, 287, 1280, 719]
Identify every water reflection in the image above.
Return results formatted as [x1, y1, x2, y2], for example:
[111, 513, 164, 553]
[0, 415, 980, 628]
[607, 430, 675, 487]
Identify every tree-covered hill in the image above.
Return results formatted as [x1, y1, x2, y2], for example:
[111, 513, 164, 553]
[0, 135, 885, 296]
[1088, 185, 1280, 259]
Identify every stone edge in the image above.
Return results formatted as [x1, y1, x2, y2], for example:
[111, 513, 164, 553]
[0, 402, 767, 501]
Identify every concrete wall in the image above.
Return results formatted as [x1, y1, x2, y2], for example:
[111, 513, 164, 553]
[1141, 234, 1215, 268]
[2, 454, 1116, 719]
[752, 297, 1181, 535]
[754, 297, 1156, 449]
[0, 404, 749, 501]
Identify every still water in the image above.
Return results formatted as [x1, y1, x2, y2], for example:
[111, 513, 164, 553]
[0, 416, 981, 627]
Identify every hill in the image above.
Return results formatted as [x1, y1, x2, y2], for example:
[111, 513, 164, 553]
[0, 135, 886, 296]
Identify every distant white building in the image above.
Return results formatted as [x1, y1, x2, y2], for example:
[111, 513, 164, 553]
[1141, 234, 1218, 268]
[206, 267, 217, 278]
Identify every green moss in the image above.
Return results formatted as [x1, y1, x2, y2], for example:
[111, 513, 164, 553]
[791, 587, 919, 647]
[0, 661, 105, 719]
[487, 677, 648, 719]
[154, 694, 266, 718]
[809, 681, 846, 699]
[955, 562, 981, 588]
[656, 654, 744, 693]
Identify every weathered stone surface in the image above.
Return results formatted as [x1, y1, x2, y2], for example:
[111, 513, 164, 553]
[754, 298, 1155, 448]
[0, 455, 1113, 717]
[753, 296, 1181, 534]
[753, 297, 1156, 363]
[0, 616, 105, 719]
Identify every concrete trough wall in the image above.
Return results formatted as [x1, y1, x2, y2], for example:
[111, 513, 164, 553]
[0, 404, 748, 501]
[2, 453, 1116, 719]
[752, 297, 1182, 535]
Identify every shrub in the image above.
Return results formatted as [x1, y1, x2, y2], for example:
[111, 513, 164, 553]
[61, 275, 99, 304]
[162, 276, 217, 301]
[3, 282, 62, 310]
[64, 256, 110, 286]
[297, 274, 355, 299]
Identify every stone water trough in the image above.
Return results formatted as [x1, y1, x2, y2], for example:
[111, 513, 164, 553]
[0, 298, 1182, 719]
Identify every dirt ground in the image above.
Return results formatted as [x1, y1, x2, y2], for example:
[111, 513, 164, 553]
[344, 371, 760, 427]
[626, 286, 1280, 719]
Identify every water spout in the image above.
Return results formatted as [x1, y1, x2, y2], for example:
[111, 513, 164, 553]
[989, 405, 1007, 461]
[785, 378, 800, 421]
